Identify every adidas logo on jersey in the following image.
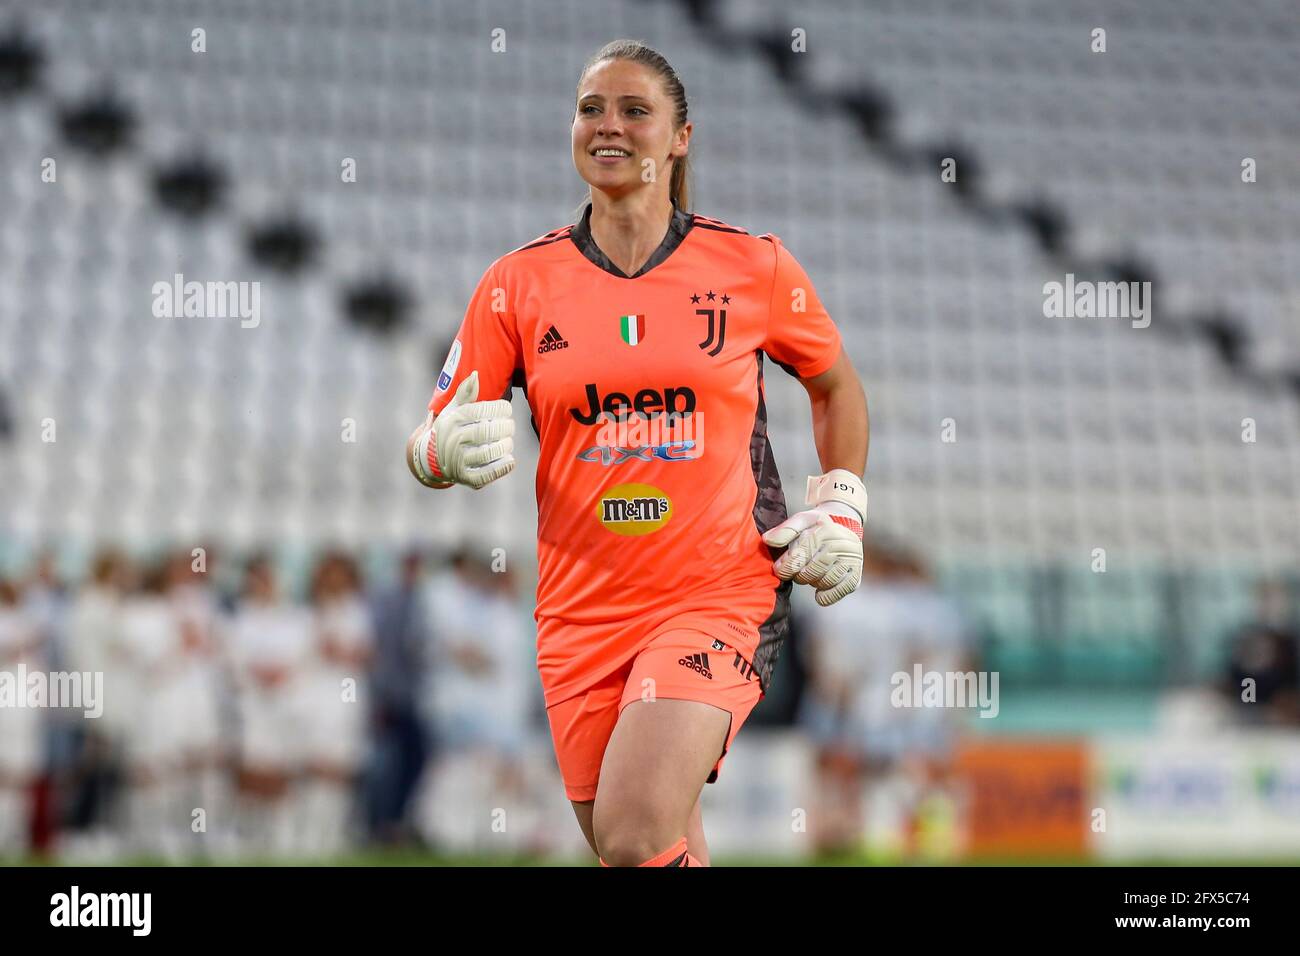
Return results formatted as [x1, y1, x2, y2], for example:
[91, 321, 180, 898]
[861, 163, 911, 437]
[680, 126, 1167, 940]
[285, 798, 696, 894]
[678, 652, 712, 679]
[537, 325, 570, 354]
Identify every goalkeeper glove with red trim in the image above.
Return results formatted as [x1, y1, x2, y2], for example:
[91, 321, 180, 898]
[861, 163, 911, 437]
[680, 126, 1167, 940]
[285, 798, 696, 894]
[412, 370, 515, 490]
[762, 469, 867, 606]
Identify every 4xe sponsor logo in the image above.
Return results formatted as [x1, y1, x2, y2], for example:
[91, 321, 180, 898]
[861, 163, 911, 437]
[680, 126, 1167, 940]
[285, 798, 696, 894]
[570, 383, 696, 425]
[577, 440, 697, 466]
[597, 483, 673, 536]
[678, 652, 712, 679]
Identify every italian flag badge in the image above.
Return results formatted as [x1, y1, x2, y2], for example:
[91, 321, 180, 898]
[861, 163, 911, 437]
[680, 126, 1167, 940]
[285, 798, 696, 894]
[619, 314, 646, 346]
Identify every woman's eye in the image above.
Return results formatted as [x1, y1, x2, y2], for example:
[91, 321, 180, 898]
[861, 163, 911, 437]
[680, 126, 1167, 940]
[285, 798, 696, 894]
[581, 105, 599, 114]
[628, 107, 647, 116]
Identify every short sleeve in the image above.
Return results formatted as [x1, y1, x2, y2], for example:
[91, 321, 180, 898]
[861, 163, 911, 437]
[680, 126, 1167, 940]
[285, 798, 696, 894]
[761, 235, 842, 380]
[428, 260, 523, 415]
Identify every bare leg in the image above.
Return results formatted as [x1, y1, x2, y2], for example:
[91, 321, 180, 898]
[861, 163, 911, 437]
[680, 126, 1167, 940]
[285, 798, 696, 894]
[685, 796, 709, 866]
[592, 699, 729, 867]
[570, 798, 597, 857]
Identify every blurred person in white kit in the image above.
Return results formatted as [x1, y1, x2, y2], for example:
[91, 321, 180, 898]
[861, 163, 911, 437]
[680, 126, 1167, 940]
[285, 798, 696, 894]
[116, 552, 229, 859]
[799, 543, 970, 860]
[110, 552, 226, 859]
[298, 551, 375, 856]
[0, 579, 45, 856]
[886, 551, 972, 859]
[418, 550, 535, 853]
[116, 558, 185, 857]
[227, 555, 312, 857]
[161, 550, 232, 856]
[796, 541, 891, 856]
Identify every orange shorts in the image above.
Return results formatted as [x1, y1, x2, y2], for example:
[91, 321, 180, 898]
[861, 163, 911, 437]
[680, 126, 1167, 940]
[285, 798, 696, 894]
[544, 627, 764, 802]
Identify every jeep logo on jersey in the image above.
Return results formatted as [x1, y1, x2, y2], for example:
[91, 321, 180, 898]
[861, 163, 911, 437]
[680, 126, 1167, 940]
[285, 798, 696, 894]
[597, 483, 673, 536]
[569, 384, 696, 425]
[577, 441, 697, 466]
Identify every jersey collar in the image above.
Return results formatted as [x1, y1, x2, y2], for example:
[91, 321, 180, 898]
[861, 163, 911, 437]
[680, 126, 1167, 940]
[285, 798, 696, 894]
[570, 199, 694, 279]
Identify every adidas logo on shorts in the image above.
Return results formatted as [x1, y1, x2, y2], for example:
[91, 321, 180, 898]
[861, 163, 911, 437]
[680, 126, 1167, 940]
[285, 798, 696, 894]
[678, 652, 712, 680]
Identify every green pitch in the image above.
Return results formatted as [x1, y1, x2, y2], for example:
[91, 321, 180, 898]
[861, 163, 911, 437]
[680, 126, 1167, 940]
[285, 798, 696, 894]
[7, 849, 1300, 867]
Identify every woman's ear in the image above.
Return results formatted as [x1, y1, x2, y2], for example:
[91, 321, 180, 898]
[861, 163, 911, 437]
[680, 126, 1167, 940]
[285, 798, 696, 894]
[674, 120, 693, 156]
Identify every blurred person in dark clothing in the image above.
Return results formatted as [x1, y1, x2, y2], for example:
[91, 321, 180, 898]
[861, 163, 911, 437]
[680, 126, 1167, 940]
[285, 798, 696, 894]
[367, 548, 432, 845]
[60, 550, 130, 844]
[21, 551, 69, 855]
[1223, 578, 1299, 726]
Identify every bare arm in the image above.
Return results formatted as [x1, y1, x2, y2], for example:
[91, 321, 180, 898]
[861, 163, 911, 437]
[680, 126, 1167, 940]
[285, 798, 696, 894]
[799, 347, 868, 477]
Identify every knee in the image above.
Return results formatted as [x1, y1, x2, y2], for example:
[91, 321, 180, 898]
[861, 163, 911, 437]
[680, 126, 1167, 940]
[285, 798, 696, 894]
[597, 831, 671, 867]
[592, 799, 679, 867]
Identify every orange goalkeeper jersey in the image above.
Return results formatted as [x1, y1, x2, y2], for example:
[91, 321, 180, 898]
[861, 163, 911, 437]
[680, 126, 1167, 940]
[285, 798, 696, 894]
[428, 202, 842, 705]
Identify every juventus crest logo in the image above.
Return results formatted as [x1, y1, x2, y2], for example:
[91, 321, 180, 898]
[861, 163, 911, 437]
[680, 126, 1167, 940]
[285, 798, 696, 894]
[696, 308, 726, 356]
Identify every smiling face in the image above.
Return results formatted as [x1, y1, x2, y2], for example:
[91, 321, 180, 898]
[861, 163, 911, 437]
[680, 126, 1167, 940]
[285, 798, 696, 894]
[572, 57, 690, 201]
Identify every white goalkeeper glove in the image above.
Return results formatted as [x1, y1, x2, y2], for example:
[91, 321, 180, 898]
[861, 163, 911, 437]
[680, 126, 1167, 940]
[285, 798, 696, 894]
[762, 469, 867, 607]
[411, 370, 516, 490]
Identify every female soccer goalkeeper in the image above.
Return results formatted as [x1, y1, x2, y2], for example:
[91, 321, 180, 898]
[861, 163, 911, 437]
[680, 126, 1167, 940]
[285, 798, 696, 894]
[406, 40, 868, 866]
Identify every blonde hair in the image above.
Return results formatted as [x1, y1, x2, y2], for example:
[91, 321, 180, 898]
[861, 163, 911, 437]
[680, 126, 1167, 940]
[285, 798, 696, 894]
[574, 39, 691, 218]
